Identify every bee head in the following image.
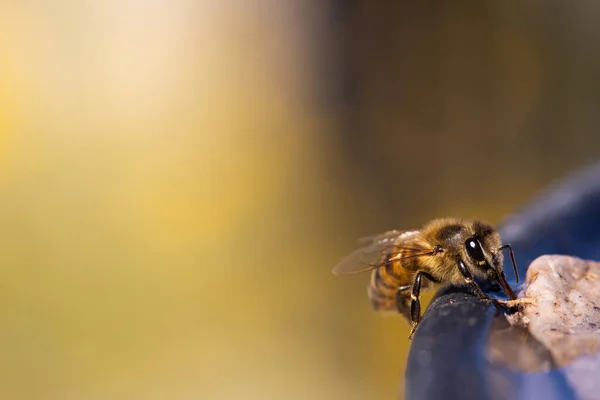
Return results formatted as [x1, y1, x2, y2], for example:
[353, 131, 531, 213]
[463, 221, 517, 300]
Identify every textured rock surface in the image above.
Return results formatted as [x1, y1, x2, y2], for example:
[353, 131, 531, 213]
[506, 255, 600, 367]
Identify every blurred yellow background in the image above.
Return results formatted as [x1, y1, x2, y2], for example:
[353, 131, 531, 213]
[1, 2, 600, 399]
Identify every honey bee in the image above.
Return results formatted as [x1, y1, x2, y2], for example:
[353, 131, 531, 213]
[332, 218, 519, 339]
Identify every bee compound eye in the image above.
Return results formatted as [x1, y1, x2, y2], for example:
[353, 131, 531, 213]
[465, 238, 485, 262]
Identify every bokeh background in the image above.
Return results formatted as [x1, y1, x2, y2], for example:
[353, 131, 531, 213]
[2, 1, 600, 399]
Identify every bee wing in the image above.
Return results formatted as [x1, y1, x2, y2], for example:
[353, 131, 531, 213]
[332, 231, 436, 276]
[356, 229, 404, 245]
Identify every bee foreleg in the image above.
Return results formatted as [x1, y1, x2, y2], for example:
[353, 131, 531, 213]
[407, 271, 437, 340]
[457, 260, 491, 302]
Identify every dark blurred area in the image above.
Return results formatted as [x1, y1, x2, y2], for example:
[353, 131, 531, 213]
[1, 1, 600, 399]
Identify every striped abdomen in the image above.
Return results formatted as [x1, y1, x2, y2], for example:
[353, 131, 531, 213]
[367, 259, 414, 318]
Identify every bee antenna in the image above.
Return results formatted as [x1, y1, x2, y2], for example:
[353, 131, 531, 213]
[498, 244, 519, 283]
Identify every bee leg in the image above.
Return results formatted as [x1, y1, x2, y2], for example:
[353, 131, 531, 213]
[397, 284, 412, 292]
[395, 286, 412, 322]
[407, 271, 437, 340]
[457, 260, 491, 302]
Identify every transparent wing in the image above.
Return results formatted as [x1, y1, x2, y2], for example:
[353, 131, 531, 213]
[332, 230, 437, 276]
[356, 229, 404, 245]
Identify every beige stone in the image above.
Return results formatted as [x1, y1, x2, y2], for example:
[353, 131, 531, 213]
[507, 255, 600, 367]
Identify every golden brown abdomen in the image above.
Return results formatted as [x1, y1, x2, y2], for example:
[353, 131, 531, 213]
[367, 261, 414, 315]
